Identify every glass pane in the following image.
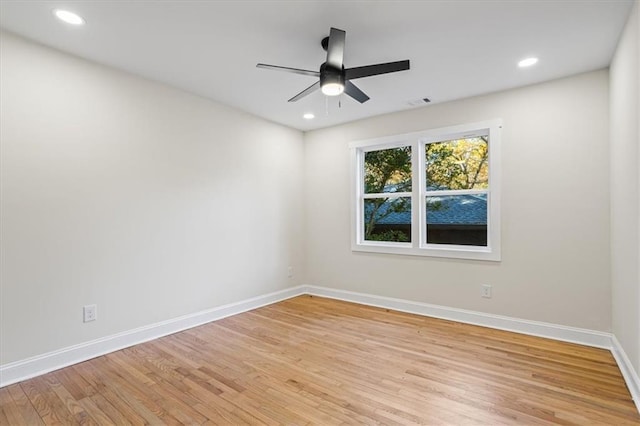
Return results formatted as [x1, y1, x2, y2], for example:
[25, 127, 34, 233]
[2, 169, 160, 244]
[426, 194, 487, 246]
[364, 197, 411, 242]
[426, 137, 488, 190]
[364, 146, 411, 193]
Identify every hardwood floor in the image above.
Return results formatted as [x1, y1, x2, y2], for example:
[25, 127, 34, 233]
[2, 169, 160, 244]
[1, 295, 639, 425]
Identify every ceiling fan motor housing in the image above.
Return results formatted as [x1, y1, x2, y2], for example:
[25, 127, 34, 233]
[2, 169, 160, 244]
[319, 62, 345, 89]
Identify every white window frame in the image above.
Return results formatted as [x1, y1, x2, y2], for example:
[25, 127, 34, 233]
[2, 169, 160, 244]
[350, 119, 502, 261]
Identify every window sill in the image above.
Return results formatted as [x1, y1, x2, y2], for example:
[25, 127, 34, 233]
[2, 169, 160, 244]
[352, 242, 501, 261]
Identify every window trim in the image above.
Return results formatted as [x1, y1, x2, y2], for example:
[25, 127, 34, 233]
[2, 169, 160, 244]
[350, 119, 502, 261]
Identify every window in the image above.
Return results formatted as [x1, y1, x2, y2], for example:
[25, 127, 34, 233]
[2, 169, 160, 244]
[350, 120, 501, 261]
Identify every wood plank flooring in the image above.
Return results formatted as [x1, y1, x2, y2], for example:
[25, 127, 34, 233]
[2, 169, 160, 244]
[1, 295, 639, 425]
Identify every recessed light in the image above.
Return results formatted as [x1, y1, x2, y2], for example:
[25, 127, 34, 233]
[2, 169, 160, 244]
[518, 57, 538, 68]
[303, 113, 315, 120]
[53, 9, 85, 25]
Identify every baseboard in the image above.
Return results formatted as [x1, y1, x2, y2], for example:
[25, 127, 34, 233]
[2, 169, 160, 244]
[611, 335, 640, 413]
[302, 285, 613, 349]
[0, 285, 306, 388]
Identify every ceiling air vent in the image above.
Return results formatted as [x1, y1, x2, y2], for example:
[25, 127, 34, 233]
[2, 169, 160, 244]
[408, 98, 431, 106]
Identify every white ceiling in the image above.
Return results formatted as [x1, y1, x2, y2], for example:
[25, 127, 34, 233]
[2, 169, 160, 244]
[0, 1, 634, 131]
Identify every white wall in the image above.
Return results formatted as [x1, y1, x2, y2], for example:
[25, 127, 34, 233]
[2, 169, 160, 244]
[305, 70, 611, 331]
[0, 21, 627, 373]
[0, 32, 305, 365]
[610, 0, 640, 376]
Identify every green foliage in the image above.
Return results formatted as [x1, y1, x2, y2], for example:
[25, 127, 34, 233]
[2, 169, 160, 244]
[426, 199, 444, 211]
[426, 137, 488, 190]
[366, 229, 410, 243]
[364, 147, 412, 193]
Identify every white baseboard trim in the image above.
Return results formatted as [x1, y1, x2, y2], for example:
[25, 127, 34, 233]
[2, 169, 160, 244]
[302, 285, 613, 349]
[611, 334, 640, 413]
[0, 285, 306, 388]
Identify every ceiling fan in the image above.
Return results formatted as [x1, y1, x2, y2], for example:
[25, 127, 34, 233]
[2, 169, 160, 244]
[257, 27, 410, 104]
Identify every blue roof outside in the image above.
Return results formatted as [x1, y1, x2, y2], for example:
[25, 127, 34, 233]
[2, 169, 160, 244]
[366, 194, 487, 225]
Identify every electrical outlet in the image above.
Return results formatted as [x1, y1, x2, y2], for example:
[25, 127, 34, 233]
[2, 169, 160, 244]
[287, 266, 294, 278]
[83, 304, 97, 322]
[481, 285, 492, 298]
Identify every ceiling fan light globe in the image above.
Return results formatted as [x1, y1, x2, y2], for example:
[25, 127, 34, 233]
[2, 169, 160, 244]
[321, 82, 344, 96]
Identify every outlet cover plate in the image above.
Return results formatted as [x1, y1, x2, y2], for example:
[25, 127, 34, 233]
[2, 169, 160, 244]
[481, 285, 492, 298]
[83, 304, 97, 322]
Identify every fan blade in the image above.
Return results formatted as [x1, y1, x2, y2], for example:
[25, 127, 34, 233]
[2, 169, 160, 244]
[344, 60, 410, 80]
[257, 63, 320, 78]
[344, 81, 370, 103]
[326, 27, 346, 69]
[288, 81, 321, 102]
